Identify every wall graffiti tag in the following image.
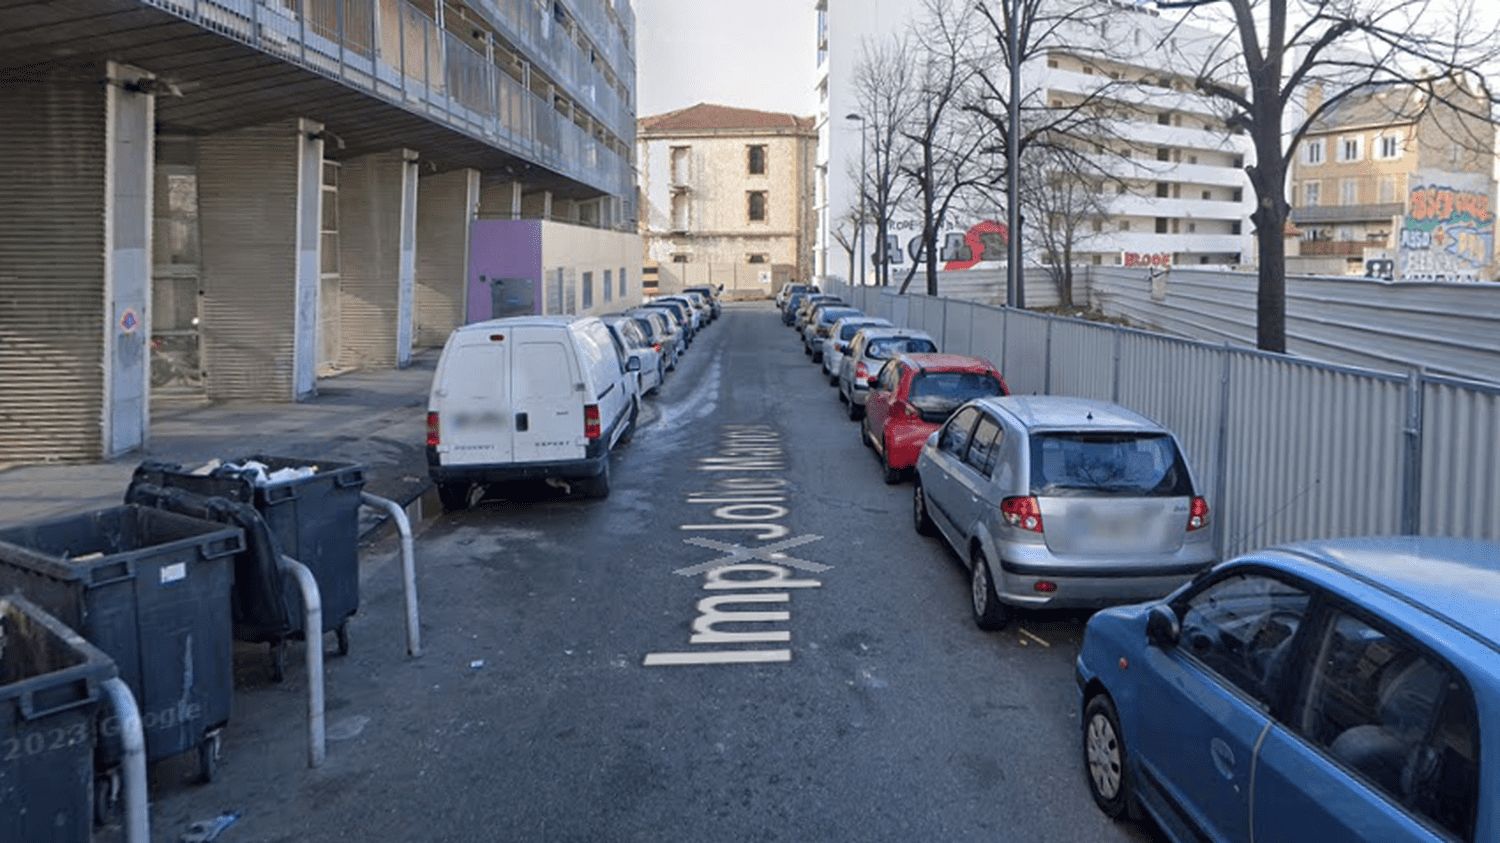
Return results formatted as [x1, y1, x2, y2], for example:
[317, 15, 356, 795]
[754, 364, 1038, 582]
[1397, 171, 1495, 283]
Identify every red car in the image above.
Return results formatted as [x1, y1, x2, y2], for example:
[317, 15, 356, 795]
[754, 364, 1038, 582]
[861, 354, 1009, 483]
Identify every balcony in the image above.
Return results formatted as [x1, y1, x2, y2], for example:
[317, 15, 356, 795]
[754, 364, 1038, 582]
[1290, 203, 1405, 224]
[1084, 231, 1250, 255]
[1105, 194, 1250, 221]
[1300, 240, 1381, 257]
[1083, 153, 1248, 189]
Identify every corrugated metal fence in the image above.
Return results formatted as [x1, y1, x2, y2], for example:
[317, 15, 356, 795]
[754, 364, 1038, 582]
[831, 282, 1500, 557]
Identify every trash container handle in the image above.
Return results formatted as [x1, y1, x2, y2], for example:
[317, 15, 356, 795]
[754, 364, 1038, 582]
[263, 484, 298, 504]
[87, 560, 135, 587]
[19, 679, 97, 721]
[199, 533, 246, 560]
[336, 470, 366, 488]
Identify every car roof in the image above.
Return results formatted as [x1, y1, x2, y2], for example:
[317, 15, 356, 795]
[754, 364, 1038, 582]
[835, 316, 890, 325]
[1260, 538, 1500, 651]
[457, 315, 579, 332]
[897, 353, 996, 372]
[857, 326, 933, 340]
[978, 396, 1164, 432]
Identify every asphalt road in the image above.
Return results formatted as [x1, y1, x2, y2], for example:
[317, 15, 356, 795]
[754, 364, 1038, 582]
[146, 301, 1154, 842]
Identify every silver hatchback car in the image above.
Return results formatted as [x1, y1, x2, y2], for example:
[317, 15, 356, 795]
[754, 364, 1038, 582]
[913, 396, 1214, 629]
[837, 327, 937, 419]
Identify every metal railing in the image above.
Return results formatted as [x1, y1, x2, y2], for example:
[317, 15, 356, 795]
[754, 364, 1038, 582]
[148, 0, 631, 202]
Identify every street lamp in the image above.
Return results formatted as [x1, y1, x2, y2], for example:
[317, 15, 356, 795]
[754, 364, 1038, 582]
[846, 113, 867, 287]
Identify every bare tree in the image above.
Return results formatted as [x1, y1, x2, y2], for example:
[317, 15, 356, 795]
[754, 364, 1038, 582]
[1153, 0, 1500, 351]
[898, 0, 998, 296]
[831, 208, 860, 286]
[1020, 146, 1115, 308]
[852, 34, 921, 286]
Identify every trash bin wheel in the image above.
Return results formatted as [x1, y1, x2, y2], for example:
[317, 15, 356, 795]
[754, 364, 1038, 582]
[336, 622, 351, 657]
[198, 730, 223, 784]
[94, 769, 121, 827]
[269, 640, 288, 683]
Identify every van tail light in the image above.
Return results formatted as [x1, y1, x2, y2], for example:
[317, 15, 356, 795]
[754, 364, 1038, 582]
[1188, 496, 1210, 531]
[1001, 496, 1045, 533]
[653, 343, 662, 352]
[584, 404, 602, 440]
[426, 412, 441, 447]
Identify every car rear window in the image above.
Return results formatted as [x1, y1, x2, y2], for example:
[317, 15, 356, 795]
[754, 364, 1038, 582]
[1030, 433, 1193, 497]
[867, 337, 937, 359]
[818, 308, 860, 325]
[908, 372, 1006, 417]
[840, 321, 881, 340]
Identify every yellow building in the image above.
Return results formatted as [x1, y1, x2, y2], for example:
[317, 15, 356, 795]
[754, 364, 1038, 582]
[1289, 79, 1496, 276]
[637, 104, 817, 295]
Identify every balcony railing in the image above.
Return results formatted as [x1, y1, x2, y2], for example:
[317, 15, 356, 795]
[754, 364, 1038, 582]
[149, 0, 631, 201]
[1290, 203, 1405, 224]
[1300, 240, 1380, 257]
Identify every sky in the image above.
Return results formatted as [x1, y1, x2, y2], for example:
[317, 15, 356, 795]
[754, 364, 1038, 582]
[634, 0, 819, 120]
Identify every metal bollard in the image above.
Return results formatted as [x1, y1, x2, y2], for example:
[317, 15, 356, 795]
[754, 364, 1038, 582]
[101, 678, 149, 843]
[280, 555, 325, 768]
[360, 492, 423, 658]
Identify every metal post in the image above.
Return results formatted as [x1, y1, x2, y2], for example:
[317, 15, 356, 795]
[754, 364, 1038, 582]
[360, 492, 422, 656]
[1111, 330, 1122, 403]
[297, 0, 307, 63]
[1043, 318, 1053, 394]
[336, 0, 345, 78]
[1005, 0, 1023, 308]
[101, 679, 149, 843]
[399, 3, 408, 99]
[282, 556, 325, 768]
[858, 128, 868, 287]
[1000, 307, 1010, 374]
[1212, 345, 1234, 559]
[1401, 369, 1425, 535]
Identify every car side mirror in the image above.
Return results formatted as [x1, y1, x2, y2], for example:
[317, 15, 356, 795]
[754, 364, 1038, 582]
[1146, 604, 1180, 649]
[626, 356, 642, 372]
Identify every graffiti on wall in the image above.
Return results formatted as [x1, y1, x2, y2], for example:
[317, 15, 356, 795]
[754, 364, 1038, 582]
[873, 219, 1010, 271]
[1397, 172, 1494, 282]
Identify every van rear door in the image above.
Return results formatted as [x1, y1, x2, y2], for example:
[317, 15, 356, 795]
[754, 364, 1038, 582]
[435, 333, 512, 466]
[512, 336, 586, 463]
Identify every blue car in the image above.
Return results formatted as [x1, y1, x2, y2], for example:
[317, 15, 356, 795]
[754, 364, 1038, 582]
[1076, 537, 1495, 842]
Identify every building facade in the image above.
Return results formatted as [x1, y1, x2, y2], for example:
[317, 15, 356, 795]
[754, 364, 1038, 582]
[0, 0, 639, 462]
[1288, 80, 1496, 279]
[637, 103, 817, 294]
[812, 0, 1255, 284]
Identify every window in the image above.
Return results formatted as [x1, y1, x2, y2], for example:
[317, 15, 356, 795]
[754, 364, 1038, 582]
[582, 271, 593, 308]
[1157, 148, 1171, 162]
[1157, 112, 1171, 126]
[1047, 58, 1059, 69]
[1091, 219, 1103, 233]
[1174, 572, 1312, 705]
[1156, 182, 1170, 198]
[1291, 609, 1478, 840]
[671, 254, 690, 263]
[747, 191, 767, 222]
[747, 253, 768, 264]
[1187, 154, 1198, 165]
[1201, 190, 1213, 201]
[938, 407, 981, 457]
[1338, 135, 1363, 162]
[1155, 217, 1169, 234]
[1029, 432, 1193, 497]
[1187, 222, 1197, 233]
[603, 269, 613, 302]
[1303, 139, 1325, 165]
[1232, 188, 1243, 202]
[964, 416, 1003, 475]
[1304, 181, 1321, 207]
[1230, 221, 1242, 235]
[747, 144, 767, 175]
[670, 145, 691, 184]
[1340, 179, 1359, 206]
[1376, 134, 1401, 160]
[1118, 220, 1131, 232]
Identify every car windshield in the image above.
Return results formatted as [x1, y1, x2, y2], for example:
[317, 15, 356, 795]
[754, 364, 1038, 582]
[818, 308, 860, 326]
[867, 337, 937, 359]
[907, 372, 1005, 413]
[1029, 432, 1193, 497]
[839, 321, 883, 340]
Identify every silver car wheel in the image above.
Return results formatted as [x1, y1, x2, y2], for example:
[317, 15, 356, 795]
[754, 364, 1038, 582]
[971, 560, 989, 615]
[1086, 713, 1123, 800]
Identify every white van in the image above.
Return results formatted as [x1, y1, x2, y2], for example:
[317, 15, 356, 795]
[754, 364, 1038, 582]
[427, 316, 641, 508]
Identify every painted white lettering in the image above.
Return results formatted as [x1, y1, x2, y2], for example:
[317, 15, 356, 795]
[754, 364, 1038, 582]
[690, 593, 792, 644]
[643, 650, 792, 666]
[704, 564, 822, 591]
[678, 523, 789, 541]
[711, 504, 790, 521]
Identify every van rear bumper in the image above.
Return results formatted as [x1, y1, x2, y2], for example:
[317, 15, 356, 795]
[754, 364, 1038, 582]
[427, 447, 606, 484]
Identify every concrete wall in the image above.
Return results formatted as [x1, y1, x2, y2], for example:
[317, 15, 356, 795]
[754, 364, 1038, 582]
[655, 262, 794, 300]
[540, 221, 642, 315]
[466, 220, 641, 322]
[414, 168, 479, 347]
[338, 149, 418, 369]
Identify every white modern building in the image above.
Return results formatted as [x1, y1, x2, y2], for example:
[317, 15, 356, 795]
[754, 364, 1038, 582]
[813, 0, 1256, 284]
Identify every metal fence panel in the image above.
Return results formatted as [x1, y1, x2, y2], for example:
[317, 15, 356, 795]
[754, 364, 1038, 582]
[1420, 378, 1500, 541]
[1002, 311, 1049, 395]
[1220, 353, 1406, 557]
[969, 306, 1006, 373]
[888, 293, 908, 327]
[1048, 319, 1116, 401]
[943, 300, 977, 357]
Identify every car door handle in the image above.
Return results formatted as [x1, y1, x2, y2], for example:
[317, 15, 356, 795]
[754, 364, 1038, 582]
[1210, 737, 1235, 780]
[515, 412, 529, 432]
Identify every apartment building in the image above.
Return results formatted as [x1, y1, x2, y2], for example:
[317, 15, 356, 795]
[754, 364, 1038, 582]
[637, 104, 817, 294]
[812, 0, 1255, 283]
[1288, 80, 1496, 279]
[0, 0, 639, 462]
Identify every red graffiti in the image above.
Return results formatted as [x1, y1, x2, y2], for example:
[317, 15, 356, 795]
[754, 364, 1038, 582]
[943, 219, 1010, 271]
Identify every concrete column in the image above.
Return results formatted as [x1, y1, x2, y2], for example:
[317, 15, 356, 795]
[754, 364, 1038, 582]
[198, 118, 323, 401]
[520, 189, 552, 220]
[415, 168, 480, 347]
[0, 61, 154, 461]
[510, 181, 523, 219]
[337, 148, 420, 369]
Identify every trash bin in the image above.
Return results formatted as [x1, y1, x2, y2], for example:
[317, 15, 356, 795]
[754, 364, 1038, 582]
[0, 505, 241, 786]
[0, 593, 117, 843]
[128, 456, 366, 679]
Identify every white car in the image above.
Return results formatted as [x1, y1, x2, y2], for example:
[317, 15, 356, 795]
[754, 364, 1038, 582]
[837, 327, 937, 420]
[604, 316, 663, 397]
[822, 317, 892, 383]
[656, 295, 704, 332]
[427, 316, 640, 508]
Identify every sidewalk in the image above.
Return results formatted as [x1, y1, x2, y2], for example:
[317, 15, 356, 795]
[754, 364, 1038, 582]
[0, 353, 437, 534]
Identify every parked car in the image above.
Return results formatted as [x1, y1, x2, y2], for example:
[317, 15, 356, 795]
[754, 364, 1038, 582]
[641, 300, 695, 345]
[672, 292, 712, 325]
[777, 283, 813, 310]
[427, 316, 640, 507]
[803, 306, 863, 358]
[604, 315, 663, 396]
[822, 316, 893, 382]
[783, 290, 828, 325]
[656, 295, 703, 332]
[837, 327, 938, 419]
[861, 354, 1008, 483]
[683, 285, 722, 319]
[627, 308, 682, 370]
[913, 396, 1214, 629]
[1077, 536, 1497, 843]
[794, 295, 845, 332]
